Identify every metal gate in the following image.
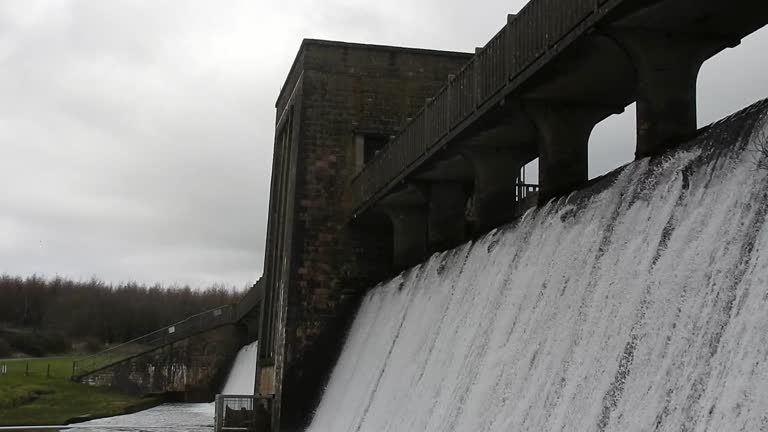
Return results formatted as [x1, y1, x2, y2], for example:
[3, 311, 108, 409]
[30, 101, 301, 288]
[214, 394, 273, 432]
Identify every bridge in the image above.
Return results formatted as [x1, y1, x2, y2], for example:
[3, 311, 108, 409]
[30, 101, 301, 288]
[350, 0, 768, 266]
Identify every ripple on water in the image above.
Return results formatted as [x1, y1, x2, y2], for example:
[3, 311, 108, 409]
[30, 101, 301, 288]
[63, 403, 214, 432]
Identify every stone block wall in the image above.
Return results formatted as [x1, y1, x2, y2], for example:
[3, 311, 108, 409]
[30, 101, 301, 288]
[82, 324, 245, 402]
[262, 39, 472, 431]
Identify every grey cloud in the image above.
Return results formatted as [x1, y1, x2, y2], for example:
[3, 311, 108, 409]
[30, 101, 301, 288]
[0, 1, 766, 290]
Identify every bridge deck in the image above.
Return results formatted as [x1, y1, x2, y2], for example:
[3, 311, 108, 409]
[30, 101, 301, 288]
[351, 0, 768, 217]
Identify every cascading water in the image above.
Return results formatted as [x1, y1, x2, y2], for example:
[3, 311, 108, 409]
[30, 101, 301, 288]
[221, 340, 259, 395]
[308, 100, 768, 432]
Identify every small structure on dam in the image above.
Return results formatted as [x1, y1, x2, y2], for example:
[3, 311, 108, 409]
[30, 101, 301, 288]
[253, 0, 768, 430]
[256, 40, 472, 430]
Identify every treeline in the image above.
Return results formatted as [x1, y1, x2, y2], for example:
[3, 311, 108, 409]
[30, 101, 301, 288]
[0, 274, 243, 351]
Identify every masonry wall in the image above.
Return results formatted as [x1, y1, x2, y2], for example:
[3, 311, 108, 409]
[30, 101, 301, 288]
[266, 40, 472, 431]
[82, 324, 245, 401]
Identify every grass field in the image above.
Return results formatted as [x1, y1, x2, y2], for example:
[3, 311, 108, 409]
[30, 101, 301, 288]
[0, 356, 158, 426]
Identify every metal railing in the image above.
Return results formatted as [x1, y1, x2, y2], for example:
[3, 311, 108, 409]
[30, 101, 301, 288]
[214, 394, 273, 432]
[516, 183, 539, 202]
[72, 305, 238, 379]
[352, 0, 619, 215]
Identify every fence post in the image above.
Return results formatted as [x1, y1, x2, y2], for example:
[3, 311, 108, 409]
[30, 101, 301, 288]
[214, 394, 223, 432]
[25, 361, 29, 376]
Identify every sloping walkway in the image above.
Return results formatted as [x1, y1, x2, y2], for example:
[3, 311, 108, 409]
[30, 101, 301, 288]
[72, 281, 264, 381]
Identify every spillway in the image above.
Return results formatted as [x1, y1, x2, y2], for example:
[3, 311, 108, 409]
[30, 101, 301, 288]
[308, 100, 768, 432]
[221, 340, 258, 395]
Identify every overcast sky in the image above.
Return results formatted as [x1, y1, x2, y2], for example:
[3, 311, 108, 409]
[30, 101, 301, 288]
[1, 1, 766, 290]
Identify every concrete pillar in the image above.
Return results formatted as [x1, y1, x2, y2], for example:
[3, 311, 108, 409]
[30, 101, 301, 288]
[427, 181, 469, 251]
[463, 150, 524, 234]
[381, 204, 428, 269]
[612, 32, 736, 158]
[526, 104, 616, 204]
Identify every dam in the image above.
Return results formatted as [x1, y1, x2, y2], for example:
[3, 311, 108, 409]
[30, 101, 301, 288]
[307, 100, 768, 431]
[63, 0, 768, 430]
[254, 1, 768, 428]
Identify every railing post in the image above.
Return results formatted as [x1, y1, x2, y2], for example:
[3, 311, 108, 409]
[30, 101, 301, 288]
[214, 394, 222, 432]
[447, 74, 455, 130]
[474, 48, 482, 108]
[425, 98, 431, 148]
[506, 14, 517, 82]
[507, 14, 515, 81]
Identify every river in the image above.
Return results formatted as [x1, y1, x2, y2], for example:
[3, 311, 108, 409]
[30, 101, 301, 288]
[63, 403, 213, 431]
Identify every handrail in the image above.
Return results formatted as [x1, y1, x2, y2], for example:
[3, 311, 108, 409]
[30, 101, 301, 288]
[351, 0, 619, 215]
[72, 281, 265, 380]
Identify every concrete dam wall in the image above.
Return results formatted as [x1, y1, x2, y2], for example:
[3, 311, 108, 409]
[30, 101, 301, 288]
[307, 100, 768, 431]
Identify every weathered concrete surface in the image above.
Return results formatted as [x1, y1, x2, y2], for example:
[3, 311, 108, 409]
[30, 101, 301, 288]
[81, 324, 245, 401]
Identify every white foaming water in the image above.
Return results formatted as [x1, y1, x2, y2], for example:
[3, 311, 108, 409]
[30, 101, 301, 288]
[63, 403, 214, 431]
[221, 340, 258, 395]
[308, 102, 768, 432]
[64, 341, 258, 431]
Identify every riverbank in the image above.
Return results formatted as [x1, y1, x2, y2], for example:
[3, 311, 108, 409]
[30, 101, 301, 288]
[0, 356, 160, 426]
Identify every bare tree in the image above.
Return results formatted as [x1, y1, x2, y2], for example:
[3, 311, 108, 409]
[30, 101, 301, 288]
[0, 274, 244, 348]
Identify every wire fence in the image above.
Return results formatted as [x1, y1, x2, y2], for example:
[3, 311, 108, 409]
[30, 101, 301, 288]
[0, 358, 70, 379]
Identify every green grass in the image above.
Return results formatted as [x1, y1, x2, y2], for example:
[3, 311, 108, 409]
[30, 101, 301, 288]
[0, 356, 158, 426]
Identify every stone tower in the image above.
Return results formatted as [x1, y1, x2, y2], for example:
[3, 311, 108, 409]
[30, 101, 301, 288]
[256, 39, 471, 431]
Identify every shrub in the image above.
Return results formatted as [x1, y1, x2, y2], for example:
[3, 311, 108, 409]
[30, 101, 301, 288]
[0, 337, 12, 358]
[82, 338, 103, 353]
[35, 333, 71, 354]
[4, 333, 70, 357]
